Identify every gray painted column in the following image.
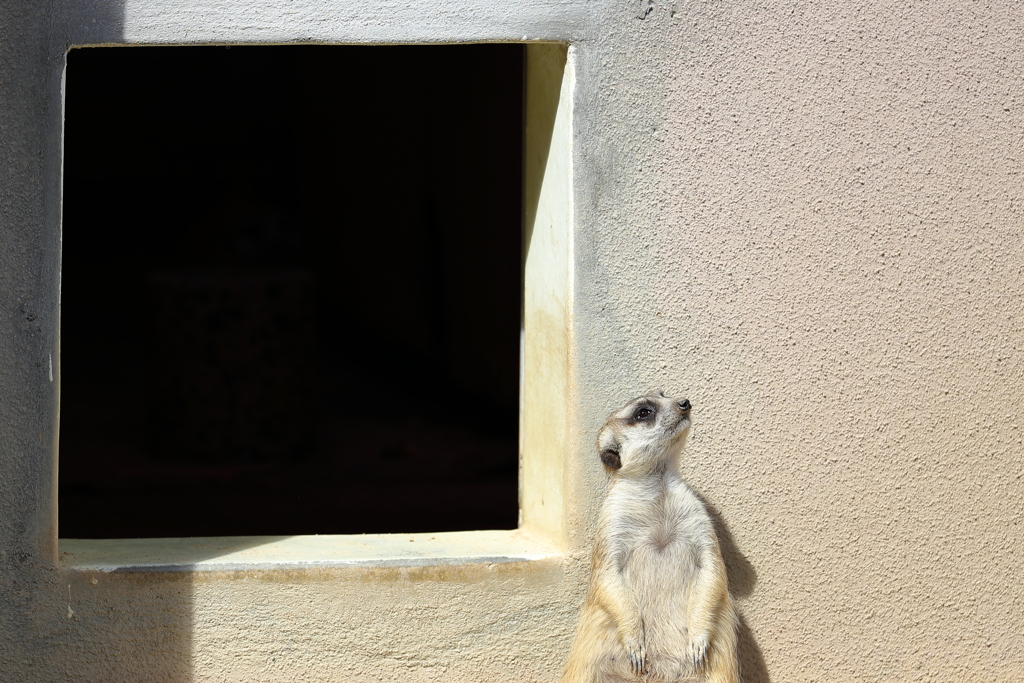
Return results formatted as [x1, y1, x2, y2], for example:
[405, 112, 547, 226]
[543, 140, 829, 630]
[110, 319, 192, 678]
[1, 0, 66, 675]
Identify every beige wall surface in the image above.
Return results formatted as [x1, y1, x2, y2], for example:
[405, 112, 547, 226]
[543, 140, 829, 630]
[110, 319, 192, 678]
[1, 0, 1023, 681]
[572, 1, 1024, 680]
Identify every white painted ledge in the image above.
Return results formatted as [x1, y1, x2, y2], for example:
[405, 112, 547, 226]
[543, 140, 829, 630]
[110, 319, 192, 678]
[60, 0, 596, 46]
[59, 529, 560, 573]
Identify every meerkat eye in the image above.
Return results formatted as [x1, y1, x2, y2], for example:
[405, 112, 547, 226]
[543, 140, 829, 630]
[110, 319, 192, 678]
[634, 407, 653, 420]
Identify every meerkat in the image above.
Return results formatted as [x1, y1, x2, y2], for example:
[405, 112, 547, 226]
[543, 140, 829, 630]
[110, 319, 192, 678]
[562, 392, 739, 683]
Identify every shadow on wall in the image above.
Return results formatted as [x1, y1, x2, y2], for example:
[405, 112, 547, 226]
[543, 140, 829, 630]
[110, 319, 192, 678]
[59, 535, 288, 682]
[701, 497, 771, 683]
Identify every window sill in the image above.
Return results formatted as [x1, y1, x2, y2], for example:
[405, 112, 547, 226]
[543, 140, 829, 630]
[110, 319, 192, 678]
[59, 529, 560, 573]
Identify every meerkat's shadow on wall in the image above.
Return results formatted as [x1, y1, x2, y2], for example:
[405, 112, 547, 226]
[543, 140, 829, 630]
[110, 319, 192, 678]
[698, 495, 771, 683]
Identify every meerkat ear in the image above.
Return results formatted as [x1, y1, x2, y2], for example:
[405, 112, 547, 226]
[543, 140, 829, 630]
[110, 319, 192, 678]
[597, 428, 622, 470]
[600, 448, 622, 470]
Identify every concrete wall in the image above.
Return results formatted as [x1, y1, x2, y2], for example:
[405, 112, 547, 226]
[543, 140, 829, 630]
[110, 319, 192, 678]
[2, 0, 1022, 681]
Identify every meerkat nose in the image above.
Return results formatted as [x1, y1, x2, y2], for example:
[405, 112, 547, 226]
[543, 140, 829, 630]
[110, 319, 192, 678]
[678, 399, 691, 411]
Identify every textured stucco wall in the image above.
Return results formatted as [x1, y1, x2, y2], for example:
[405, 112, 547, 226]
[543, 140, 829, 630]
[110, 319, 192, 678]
[2, 0, 1023, 681]
[571, 1, 1024, 680]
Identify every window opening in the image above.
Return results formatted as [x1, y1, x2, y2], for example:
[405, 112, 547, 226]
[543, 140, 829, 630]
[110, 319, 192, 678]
[60, 45, 524, 538]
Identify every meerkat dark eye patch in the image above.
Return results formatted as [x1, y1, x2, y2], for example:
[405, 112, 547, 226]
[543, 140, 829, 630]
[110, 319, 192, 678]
[631, 404, 655, 422]
[600, 448, 622, 470]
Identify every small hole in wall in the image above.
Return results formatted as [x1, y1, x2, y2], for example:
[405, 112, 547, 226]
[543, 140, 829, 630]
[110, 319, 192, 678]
[59, 45, 523, 538]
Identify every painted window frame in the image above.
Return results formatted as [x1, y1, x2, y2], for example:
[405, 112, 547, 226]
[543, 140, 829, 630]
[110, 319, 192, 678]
[57, 43, 575, 575]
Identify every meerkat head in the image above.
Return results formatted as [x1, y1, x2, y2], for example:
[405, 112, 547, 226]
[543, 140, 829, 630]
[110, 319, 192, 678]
[597, 391, 692, 475]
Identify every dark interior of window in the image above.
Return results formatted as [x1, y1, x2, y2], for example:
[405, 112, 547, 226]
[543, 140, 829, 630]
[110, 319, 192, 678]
[60, 45, 523, 538]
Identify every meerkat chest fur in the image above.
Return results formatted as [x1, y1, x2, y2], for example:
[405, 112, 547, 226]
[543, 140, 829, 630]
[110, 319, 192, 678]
[600, 472, 712, 616]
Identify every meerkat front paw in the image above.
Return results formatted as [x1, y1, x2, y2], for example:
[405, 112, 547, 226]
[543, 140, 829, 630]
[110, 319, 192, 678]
[688, 632, 709, 672]
[623, 636, 647, 676]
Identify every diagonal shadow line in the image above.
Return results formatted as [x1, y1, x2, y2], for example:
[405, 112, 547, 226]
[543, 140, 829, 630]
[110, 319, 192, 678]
[522, 43, 567, 268]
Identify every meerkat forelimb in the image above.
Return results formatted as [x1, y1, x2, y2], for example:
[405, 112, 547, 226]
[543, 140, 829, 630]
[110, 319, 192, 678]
[561, 392, 740, 683]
